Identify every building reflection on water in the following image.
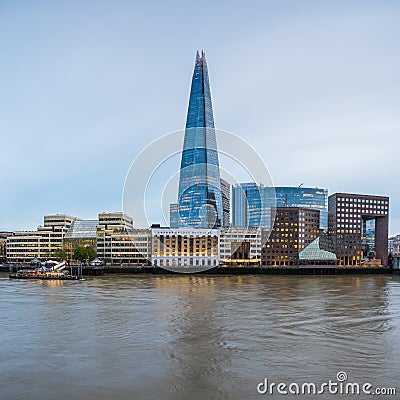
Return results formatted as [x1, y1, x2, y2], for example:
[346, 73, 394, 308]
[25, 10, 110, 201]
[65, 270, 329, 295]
[149, 275, 395, 399]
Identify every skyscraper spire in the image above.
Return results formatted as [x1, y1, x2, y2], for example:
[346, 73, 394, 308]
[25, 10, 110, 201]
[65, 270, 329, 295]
[185, 50, 214, 129]
[176, 51, 223, 228]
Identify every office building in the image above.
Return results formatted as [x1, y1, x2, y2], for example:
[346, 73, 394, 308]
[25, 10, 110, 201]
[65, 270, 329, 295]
[389, 237, 394, 254]
[231, 183, 275, 229]
[328, 193, 389, 266]
[232, 183, 257, 226]
[275, 187, 328, 230]
[6, 215, 76, 263]
[389, 234, 400, 254]
[176, 51, 223, 228]
[262, 208, 320, 266]
[96, 212, 150, 265]
[232, 185, 327, 231]
[220, 178, 230, 226]
[97, 212, 133, 231]
[63, 219, 98, 261]
[0, 232, 13, 263]
[169, 203, 179, 228]
[219, 226, 262, 266]
[151, 227, 219, 269]
[98, 228, 151, 266]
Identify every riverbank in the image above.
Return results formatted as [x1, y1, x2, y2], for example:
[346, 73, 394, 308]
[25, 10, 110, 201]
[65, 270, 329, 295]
[1, 264, 395, 275]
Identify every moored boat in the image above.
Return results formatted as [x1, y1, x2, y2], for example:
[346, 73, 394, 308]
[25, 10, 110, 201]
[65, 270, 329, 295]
[9, 268, 82, 280]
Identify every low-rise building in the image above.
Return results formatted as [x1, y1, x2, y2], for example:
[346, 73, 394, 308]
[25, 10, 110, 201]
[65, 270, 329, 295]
[151, 227, 219, 270]
[389, 234, 400, 255]
[96, 212, 150, 265]
[6, 215, 76, 263]
[219, 226, 262, 266]
[0, 232, 13, 263]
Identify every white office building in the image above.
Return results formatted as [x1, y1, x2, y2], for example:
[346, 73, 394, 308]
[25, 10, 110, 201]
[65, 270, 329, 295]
[96, 212, 150, 265]
[6, 215, 76, 263]
[151, 227, 219, 269]
[219, 226, 263, 266]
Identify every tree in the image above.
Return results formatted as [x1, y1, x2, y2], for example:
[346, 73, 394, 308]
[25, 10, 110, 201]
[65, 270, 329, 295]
[53, 248, 67, 261]
[73, 246, 96, 262]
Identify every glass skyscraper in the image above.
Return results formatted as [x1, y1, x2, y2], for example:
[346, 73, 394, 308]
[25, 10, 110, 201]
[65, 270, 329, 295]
[232, 183, 276, 229]
[176, 51, 223, 228]
[232, 185, 327, 230]
[169, 203, 179, 229]
[232, 183, 259, 226]
[220, 178, 230, 227]
[275, 187, 328, 230]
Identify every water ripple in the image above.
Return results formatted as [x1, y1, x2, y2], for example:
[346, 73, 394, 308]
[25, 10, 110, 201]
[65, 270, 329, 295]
[0, 273, 399, 400]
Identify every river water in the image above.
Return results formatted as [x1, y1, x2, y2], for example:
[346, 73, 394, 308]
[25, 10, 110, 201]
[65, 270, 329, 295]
[1, 273, 399, 400]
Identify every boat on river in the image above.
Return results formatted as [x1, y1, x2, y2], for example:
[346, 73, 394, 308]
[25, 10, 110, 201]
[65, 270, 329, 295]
[9, 269, 82, 280]
[9, 260, 82, 280]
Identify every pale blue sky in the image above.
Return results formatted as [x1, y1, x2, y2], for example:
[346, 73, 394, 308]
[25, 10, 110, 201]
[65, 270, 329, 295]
[1, 0, 399, 234]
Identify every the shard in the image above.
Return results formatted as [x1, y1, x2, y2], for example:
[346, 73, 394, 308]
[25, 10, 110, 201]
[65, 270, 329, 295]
[176, 51, 223, 228]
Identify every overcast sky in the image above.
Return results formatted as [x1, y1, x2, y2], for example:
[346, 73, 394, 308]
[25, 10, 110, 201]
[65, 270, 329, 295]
[1, 0, 399, 234]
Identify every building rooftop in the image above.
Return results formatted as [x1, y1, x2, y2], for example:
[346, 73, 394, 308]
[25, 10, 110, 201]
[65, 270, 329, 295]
[64, 220, 98, 239]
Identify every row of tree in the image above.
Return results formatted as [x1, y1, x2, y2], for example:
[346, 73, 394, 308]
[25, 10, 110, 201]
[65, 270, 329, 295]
[53, 246, 96, 262]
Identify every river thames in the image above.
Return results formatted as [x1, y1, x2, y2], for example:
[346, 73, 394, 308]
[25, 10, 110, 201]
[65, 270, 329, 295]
[1, 273, 399, 400]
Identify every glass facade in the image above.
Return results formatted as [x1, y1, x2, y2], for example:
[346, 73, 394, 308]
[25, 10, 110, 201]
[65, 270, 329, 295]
[232, 183, 259, 226]
[63, 219, 98, 260]
[220, 178, 230, 227]
[231, 183, 275, 229]
[177, 51, 223, 229]
[362, 218, 376, 258]
[232, 185, 327, 230]
[169, 203, 179, 228]
[64, 220, 98, 239]
[299, 236, 337, 261]
[275, 187, 328, 230]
